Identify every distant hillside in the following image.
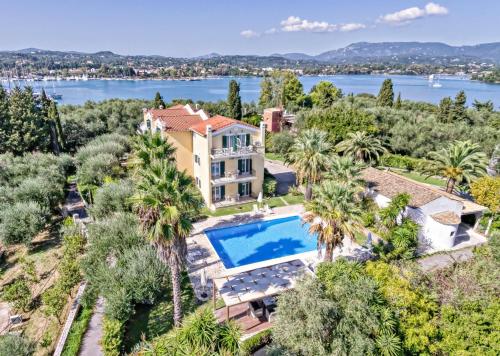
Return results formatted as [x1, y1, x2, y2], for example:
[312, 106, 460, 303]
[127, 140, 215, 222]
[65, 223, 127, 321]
[274, 42, 500, 64]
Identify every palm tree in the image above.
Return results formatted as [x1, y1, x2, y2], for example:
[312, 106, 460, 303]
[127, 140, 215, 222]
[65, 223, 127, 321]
[336, 131, 386, 163]
[327, 154, 365, 188]
[130, 132, 176, 169]
[131, 160, 204, 326]
[425, 140, 488, 193]
[286, 129, 332, 200]
[303, 181, 363, 261]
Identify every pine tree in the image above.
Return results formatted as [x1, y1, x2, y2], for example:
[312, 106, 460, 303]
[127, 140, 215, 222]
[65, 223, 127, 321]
[377, 79, 394, 107]
[259, 78, 273, 108]
[153, 92, 166, 109]
[0, 87, 10, 153]
[282, 73, 304, 108]
[452, 90, 467, 121]
[394, 92, 402, 109]
[227, 80, 242, 119]
[438, 97, 453, 123]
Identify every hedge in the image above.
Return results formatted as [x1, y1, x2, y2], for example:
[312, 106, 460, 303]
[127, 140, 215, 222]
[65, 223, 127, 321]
[240, 329, 273, 356]
[379, 154, 426, 171]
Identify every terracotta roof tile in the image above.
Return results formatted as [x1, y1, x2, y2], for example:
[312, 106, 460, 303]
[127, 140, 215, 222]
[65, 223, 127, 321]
[146, 105, 202, 131]
[190, 115, 257, 135]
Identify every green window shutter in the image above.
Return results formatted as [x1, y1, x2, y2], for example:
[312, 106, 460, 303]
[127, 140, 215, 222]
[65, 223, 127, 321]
[221, 185, 225, 199]
[249, 182, 252, 195]
[238, 159, 242, 173]
[220, 161, 225, 176]
[222, 136, 228, 148]
[238, 183, 242, 196]
[249, 159, 252, 172]
[246, 134, 250, 146]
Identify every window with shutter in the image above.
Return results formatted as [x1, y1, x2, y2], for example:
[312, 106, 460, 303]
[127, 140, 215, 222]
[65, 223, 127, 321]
[246, 134, 251, 146]
[222, 136, 228, 148]
[220, 161, 225, 177]
[221, 185, 225, 199]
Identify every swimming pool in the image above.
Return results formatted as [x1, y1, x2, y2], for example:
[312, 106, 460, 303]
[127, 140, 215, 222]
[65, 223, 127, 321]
[205, 215, 318, 269]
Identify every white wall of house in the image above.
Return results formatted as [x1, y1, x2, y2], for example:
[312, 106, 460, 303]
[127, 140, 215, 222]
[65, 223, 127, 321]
[369, 193, 463, 251]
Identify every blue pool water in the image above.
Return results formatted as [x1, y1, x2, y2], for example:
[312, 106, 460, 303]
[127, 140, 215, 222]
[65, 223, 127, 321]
[205, 215, 318, 269]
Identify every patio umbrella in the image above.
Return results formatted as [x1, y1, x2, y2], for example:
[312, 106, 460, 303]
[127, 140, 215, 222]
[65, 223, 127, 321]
[200, 268, 207, 292]
[257, 192, 263, 204]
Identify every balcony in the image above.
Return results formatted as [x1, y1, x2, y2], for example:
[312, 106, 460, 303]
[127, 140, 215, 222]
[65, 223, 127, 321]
[213, 194, 257, 208]
[211, 145, 264, 159]
[211, 170, 257, 184]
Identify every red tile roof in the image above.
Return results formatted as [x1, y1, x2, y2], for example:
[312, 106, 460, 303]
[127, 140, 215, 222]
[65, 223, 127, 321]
[146, 105, 202, 131]
[190, 115, 257, 136]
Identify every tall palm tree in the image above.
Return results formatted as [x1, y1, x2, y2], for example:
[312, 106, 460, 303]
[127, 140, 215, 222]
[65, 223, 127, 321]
[131, 160, 204, 326]
[327, 154, 365, 189]
[130, 132, 176, 169]
[286, 129, 332, 200]
[303, 181, 363, 261]
[425, 140, 488, 193]
[336, 131, 386, 163]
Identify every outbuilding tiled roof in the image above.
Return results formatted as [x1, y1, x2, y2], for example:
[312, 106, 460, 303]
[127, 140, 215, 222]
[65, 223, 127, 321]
[361, 167, 487, 213]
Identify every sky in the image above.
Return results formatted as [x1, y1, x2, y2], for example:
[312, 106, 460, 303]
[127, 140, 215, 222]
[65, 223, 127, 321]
[1, 0, 499, 57]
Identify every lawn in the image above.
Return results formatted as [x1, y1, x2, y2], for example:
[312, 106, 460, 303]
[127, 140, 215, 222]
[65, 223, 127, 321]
[203, 196, 288, 217]
[282, 193, 305, 205]
[392, 170, 446, 188]
[265, 152, 286, 162]
[122, 273, 198, 352]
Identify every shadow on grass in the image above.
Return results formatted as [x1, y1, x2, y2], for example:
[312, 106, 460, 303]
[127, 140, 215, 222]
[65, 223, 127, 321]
[122, 272, 198, 353]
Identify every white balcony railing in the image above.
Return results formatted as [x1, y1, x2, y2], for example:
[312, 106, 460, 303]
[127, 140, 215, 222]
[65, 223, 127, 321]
[211, 170, 256, 183]
[211, 145, 263, 158]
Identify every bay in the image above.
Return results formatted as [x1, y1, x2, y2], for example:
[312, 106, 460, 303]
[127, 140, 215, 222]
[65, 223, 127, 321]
[3, 75, 499, 106]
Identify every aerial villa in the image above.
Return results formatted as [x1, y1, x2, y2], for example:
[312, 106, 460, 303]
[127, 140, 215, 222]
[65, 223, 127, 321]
[141, 105, 488, 337]
[140, 104, 266, 210]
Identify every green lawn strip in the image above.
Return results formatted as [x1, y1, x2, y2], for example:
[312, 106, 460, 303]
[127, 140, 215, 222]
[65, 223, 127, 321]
[265, 152, 285, 162]
[391, 170, 446, 187]
[282, 194, 305, 205]
[61, 303, 94, 356]
[122, 273, 197, 352]
[203, 197, 287, 217]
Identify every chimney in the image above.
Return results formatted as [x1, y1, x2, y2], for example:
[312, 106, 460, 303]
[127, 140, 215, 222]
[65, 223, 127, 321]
[206, 125, 213, 153]
[259, 121, 266, 149]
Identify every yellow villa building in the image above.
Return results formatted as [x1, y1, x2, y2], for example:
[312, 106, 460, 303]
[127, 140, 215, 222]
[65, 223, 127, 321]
[140, 104, 266, 210]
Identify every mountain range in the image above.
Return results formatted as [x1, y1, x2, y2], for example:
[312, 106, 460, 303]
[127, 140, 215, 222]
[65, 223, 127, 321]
[3, 41, 500, 66]
[273, 42, 500, 64]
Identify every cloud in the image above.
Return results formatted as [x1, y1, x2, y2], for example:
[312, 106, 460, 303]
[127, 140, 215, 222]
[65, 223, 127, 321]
[240, 30, 260, 38]
[378, 2, 449, 24]
[280, 16, 337, 32]
[264, 28, 278, 35]
[278, 16, 365, 33]
[339, 23, 366, 32]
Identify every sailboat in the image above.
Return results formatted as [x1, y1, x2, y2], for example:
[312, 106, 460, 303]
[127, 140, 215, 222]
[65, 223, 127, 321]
[432, 76, 442, 88]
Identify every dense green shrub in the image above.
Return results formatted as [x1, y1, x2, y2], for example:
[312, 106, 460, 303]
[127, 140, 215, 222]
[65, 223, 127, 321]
[13, 176, 65, 210]
[379, 153, 425, 171]
[269, 130, 294, 154]
[42, 284, 67, 322]
[1, 278, 32, 311]
[0, 201, 47, 246]
[76, 153, 120, 189]
[61, 302, 95, 356]
[241, 329, 272, 356]
[102, 317, 124, 356]
[263, 176, 277, 197]
[0, 334, 35, 356]
[90, 180, 134, 219]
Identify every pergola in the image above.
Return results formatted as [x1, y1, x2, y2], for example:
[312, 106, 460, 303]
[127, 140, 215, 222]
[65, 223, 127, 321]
[212, 259, 314, 321]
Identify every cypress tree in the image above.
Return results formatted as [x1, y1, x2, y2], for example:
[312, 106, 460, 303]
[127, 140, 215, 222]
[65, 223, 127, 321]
[377, 79, 394, 107]
[452, 90, 467, 121]
[0, 87, 10, 153]
[40, 89, 60, 154]
[438, 97, 453, 123]
[48, 100, 65, 154]
[259, 78, 273, 108]
[227, 80, 242, 119]
[394, 92, 402, 109]
[153, 92, 166, 109]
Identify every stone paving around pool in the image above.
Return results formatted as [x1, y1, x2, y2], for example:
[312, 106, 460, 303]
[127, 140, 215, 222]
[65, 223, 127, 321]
[187, 204, 372, 302]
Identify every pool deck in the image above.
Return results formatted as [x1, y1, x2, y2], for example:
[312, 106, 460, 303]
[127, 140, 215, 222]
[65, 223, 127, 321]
[186, 203, 371, 308]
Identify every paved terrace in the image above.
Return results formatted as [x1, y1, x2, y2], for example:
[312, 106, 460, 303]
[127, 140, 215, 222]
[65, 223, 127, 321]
[186, 204, 370, 306]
